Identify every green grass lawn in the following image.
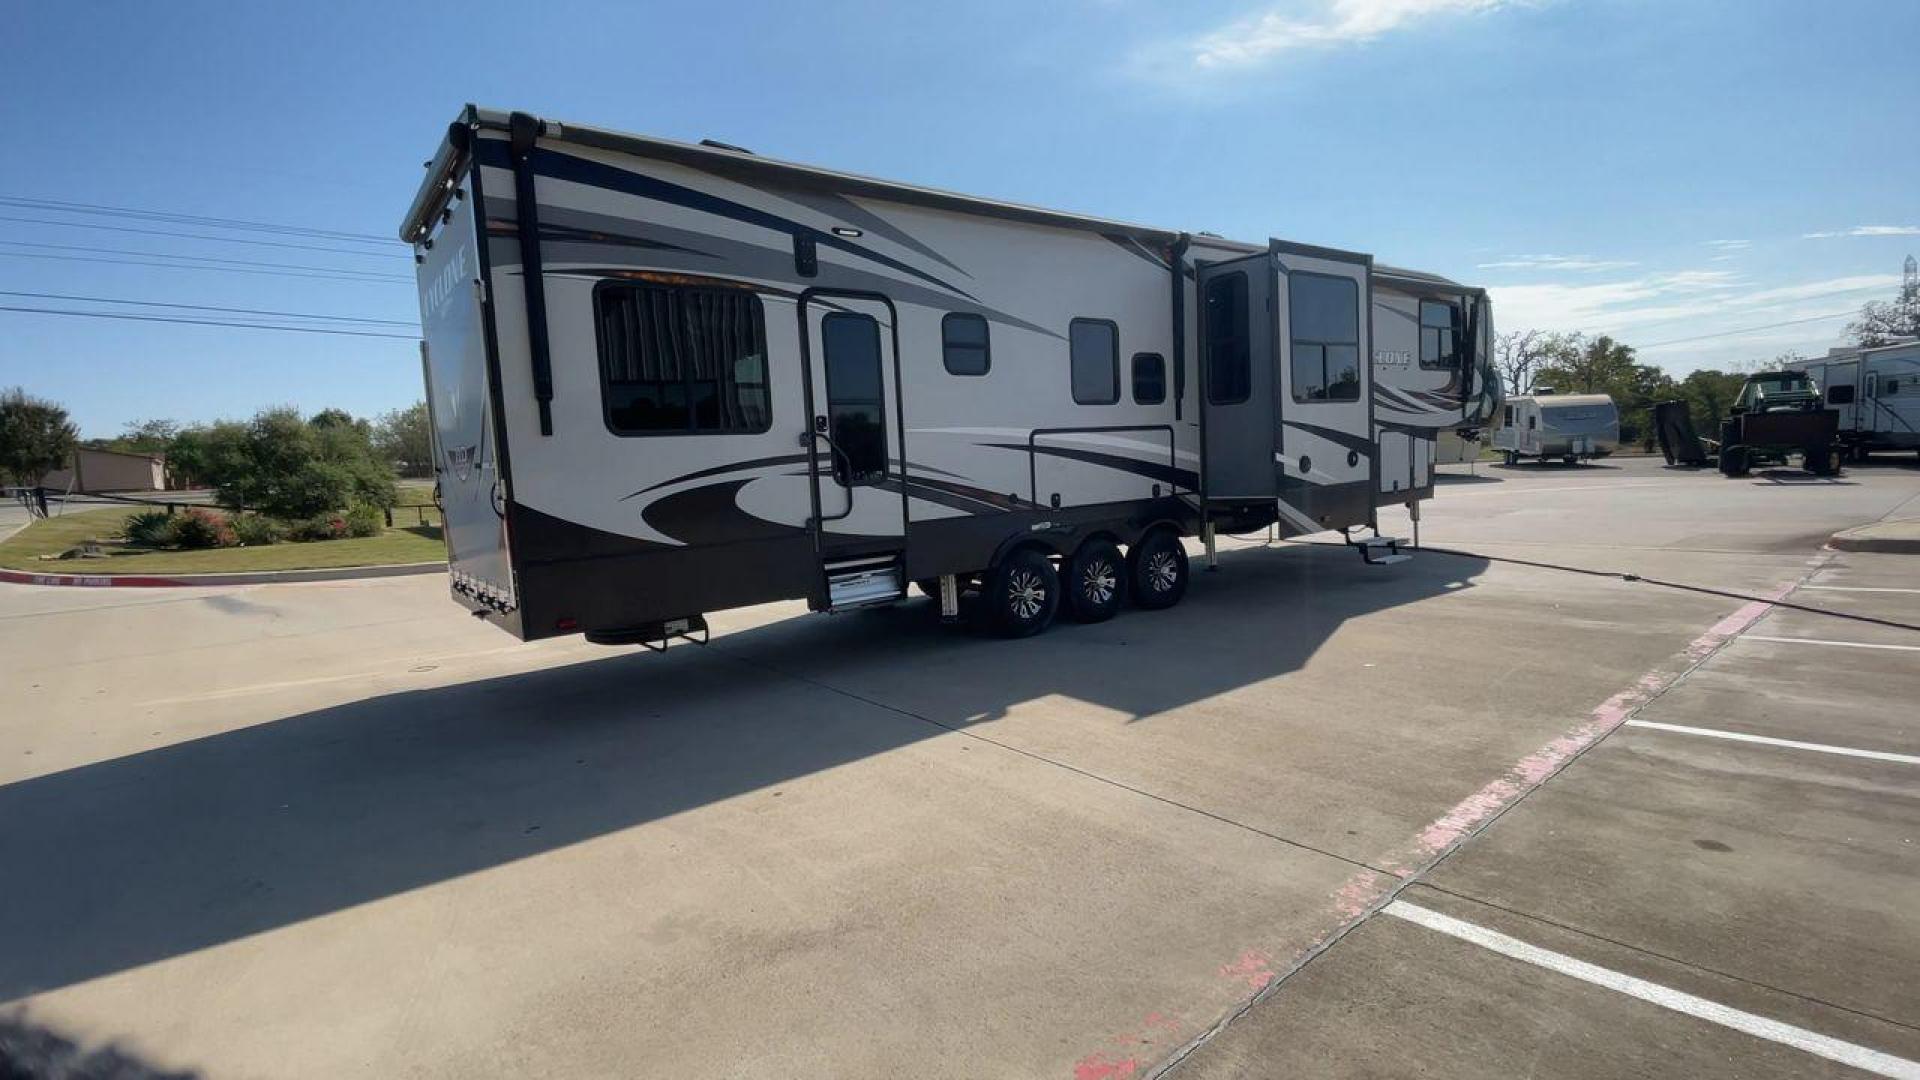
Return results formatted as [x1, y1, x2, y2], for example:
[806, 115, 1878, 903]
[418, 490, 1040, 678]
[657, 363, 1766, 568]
[0, 507, 446, 574]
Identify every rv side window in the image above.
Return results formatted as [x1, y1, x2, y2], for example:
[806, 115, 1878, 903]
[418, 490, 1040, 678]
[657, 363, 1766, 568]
[1132, 353, 1166, 405]
[1419, 300, 1458, 369]
[942, 313, 990, 376]
[1889, 378, 1902, 395]
[1290, 273, 1361, 403]
[595, 283, 771, 436]
[1503, 405, 1514, 426]
[1069, 318, 1120, 405]
[1827, 384, 1855, 404]
[1204, 273, 1251, 405]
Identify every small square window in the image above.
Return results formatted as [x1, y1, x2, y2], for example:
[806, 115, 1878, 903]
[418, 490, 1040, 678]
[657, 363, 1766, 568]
[1132, 353, 1166, 404]
[942, 313, 990, 376]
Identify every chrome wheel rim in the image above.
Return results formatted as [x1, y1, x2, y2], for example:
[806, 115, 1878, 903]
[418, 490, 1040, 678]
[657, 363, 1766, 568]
[1008, 569, 1047, 621]
[1080, 559, 1117, 605]
[1145, 551, 1180, 593]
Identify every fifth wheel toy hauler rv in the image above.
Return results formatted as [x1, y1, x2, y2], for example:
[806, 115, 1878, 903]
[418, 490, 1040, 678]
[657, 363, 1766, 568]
[401, 107, 1498, 644]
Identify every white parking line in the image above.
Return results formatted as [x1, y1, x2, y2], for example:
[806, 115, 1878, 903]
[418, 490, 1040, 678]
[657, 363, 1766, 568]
[1743, 635, 1920, 653]
[1385, 902, 1920, 1079]
[1802, 585, 1920, 594]
[1624, 720, 1920, 765]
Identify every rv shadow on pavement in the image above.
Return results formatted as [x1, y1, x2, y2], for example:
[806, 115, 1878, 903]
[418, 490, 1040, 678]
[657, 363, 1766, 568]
[0, 542, 1484, 1001]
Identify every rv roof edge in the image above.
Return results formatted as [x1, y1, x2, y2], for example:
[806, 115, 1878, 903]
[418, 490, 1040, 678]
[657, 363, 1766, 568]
[431, 106, 1183, 245]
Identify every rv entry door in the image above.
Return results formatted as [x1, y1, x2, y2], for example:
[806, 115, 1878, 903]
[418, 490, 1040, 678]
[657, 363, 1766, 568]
[1198, 254, 1279, 501]
[800, 294, 907, 557]
[1273, 242, 1373, 530]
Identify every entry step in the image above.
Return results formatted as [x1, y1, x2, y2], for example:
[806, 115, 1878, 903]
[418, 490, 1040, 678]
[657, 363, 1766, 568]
[1354, 534, 1411, 566]
[824, 554, 905, 610]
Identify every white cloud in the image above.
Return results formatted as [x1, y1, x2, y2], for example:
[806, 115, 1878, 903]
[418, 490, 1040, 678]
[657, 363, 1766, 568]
[1802, 225, 1920, 239]
[1487, 271, 1897, 341]
[1190, 0, 1524, 68]
[1705, 239, 1750, 250]
[1476, 253, 1639, 272]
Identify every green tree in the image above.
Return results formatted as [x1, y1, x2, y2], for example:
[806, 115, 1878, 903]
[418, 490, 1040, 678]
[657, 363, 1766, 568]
[0, 388, 80, 493]
[1847, 273, 1920, 347]
[1536, 336, 1674, 448]
[1675, 369, 1748, 437]
[373, 402, 434, 478]
[174, 406, 396, 518]
[101, 418, 180, 455]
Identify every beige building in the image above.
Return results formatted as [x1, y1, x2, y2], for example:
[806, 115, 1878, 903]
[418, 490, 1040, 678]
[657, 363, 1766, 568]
[39, 448, 168, 493]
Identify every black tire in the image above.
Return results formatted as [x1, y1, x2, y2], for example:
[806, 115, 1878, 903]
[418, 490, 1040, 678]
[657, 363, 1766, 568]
[1805, 445, 1837, 476]
[985, 548, 1058, 638]
[915, 578, 942, 600]
[1129, 530, 1189, 611]
[1562, 454, 1578, 466]
[1064, 538, 1125, 622]
[1718, 445, 1749, 477]
[1502, 451, 1519, 467]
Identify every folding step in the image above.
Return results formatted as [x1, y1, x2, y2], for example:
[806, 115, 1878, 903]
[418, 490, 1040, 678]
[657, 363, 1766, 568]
[824, 553, 905, 610]
[1356, 535, 1411, 566]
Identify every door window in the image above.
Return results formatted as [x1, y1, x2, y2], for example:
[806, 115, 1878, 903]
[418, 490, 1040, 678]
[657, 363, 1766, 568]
[1204, 273, 1251, 405]
[821, 313, 888, 486]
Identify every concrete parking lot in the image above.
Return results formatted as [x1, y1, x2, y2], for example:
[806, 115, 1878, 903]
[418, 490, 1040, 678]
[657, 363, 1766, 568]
[2, 456, 1916, 1078]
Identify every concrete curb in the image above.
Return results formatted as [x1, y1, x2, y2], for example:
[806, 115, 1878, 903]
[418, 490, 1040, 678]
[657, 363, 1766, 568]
[0, 561, 445, 589]
[1828, 520, 1920, 555]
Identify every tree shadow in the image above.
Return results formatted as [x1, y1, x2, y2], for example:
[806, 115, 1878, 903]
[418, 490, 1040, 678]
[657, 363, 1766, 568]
[0, 543, 1484, 1001]
[0, 1007, 195, 1079]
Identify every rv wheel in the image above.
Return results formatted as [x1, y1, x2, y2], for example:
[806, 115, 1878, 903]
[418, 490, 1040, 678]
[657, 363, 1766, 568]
[1065, 538, 1125, 622]
[1562, 454, 1578, 466]
[986, 548, 1058, 638]
[1804, 445, 1837, 476]
[1130, 530, 1189, 611]
[1502, 451, 1519, 467]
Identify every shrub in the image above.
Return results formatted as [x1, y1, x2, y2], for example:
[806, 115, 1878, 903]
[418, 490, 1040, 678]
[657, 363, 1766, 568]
[181, 407, 399, 520]
[122, 509, 173, 547]
[165, 508, 236, 549]
[344, 503, 384, 538]
[229, 513, 285, 547]
[288, 513, 349, 542]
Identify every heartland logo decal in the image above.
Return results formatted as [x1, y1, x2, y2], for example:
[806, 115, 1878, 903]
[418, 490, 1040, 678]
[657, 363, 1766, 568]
[444, 444, 479, 483]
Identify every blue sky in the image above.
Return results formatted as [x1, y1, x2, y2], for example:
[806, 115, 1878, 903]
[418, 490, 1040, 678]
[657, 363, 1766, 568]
[2, 0, 1915, 436]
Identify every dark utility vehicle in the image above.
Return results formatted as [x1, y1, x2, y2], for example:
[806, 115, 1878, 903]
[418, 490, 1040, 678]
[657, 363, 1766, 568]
[1717, 371, 1840, 477]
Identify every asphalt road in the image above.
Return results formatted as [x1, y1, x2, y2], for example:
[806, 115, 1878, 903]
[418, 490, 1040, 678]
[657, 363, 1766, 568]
[1, 456, 1915, 1079]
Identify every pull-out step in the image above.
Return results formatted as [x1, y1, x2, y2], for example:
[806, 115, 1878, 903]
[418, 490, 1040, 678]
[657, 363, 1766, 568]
[824, 554, 906, 610]
[1356, 535, 1411, 566]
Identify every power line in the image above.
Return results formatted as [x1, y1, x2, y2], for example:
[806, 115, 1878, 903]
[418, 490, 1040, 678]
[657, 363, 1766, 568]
[0, 195, 393, 245]
[0, 214, 410, 260]
[0, 250, 411, 285]
[0, 290, 416, 327]
[0, 304, 418, 340]
[0, 239, 409, 280]
[1638, 309, 1858, 348]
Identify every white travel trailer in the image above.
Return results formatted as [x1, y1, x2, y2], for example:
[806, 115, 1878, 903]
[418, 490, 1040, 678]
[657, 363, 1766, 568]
[1786, 342, 1920, 460]
[1491, 390, 1620, 465]
[401, 107, 1498, 644]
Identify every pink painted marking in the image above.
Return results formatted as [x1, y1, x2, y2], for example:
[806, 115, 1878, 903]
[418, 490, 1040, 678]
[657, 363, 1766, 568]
[1217, 949, 1275, 991]
[1068, 590, 1791, 1078]
[1381, 590, 1785, 875]
[1073, 1052, 1140, 1080]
